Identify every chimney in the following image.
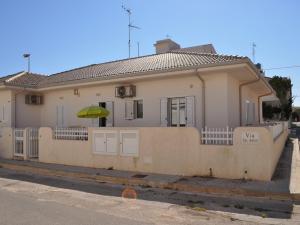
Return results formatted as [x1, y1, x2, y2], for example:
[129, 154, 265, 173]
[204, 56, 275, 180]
[154, 39, 180, 54]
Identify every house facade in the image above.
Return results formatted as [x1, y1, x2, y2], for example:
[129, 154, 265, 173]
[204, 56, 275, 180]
[0, 39, 275, 130]
[0, 39, 290, 181]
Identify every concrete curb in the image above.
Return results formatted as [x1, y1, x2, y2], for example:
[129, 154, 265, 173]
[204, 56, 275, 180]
[0, 161, 294, 201]
[289, 138, 300, 201]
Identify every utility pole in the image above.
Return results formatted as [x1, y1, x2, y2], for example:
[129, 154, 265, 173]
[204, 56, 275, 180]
[23, 53, 31, 73]
[252, 42, 256, 63]
[122, 5, 140, 58]
[137, 42, 140, 57]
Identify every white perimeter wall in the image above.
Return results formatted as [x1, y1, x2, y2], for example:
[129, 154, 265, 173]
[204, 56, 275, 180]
[35, 126, 288, 181]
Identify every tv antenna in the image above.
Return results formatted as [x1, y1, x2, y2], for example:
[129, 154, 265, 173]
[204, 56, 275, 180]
[23, 53, 31, 72]
[122, 5, 140, 58]
[252, 42, 256, 63]
[137, 41, 140, 57]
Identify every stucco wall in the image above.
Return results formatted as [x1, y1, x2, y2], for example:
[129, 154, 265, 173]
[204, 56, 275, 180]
[39, 74, 204, 130]
[0, 90, 14, 127]
[0, 127, 13, 159]
[38, 126, 288, 181]
[204, 72, 229, 128]
[241, 85, 260, 125]
[2, 71, 266, 130]
[227, 75, 240, 128]
[15, 93, 42, 128]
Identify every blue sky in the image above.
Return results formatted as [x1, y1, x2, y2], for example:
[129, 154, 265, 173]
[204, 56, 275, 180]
[0, 0, 299, 105]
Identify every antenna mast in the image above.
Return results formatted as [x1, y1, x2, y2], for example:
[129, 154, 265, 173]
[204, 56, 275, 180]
[122, 5, 140, 58]
[252, 42, 256, 63]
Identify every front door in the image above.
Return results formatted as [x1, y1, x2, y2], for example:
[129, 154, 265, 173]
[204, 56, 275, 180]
[99, 101, 114, 127]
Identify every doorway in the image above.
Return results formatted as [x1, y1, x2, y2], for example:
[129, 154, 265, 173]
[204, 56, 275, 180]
[99, 101, 114, 127]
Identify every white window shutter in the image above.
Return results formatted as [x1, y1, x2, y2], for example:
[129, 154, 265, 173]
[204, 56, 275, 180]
[160, 98, 168, 127]
[186, 96, 195, 127]
[56, 105, 64, 127]
[252, 102, 255, 123]
[62, 106, 65, 127]
[56, 106, 59, 127]
[125, 100, 134, 120]
[105, 101, 114, 127]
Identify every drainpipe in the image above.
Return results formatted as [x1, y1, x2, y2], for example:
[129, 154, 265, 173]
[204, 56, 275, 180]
[195, 70, 206, 127]
[239, 77, 261, 126]
[258, 91, 273, 124]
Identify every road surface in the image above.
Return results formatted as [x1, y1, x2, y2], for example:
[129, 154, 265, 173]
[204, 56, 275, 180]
[0, 168, 299, 225]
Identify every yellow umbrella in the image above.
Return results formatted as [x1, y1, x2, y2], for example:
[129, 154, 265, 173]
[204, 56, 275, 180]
[77, 106, 109, 118]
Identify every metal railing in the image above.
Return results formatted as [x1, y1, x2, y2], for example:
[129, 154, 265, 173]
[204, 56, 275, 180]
[53, 127, 88, 141]
[201, 126, 234, 145]
[14, 128, 24, 156]
[27, 128, 39, 158]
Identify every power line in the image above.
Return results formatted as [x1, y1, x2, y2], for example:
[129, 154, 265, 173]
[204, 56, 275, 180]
[264, 65, 300, 70]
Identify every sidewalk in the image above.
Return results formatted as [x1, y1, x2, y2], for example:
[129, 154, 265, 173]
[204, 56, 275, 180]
[290, 138, 300, 196]
[0, 140, 296, 201]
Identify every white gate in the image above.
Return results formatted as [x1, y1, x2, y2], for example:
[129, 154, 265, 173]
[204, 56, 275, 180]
[27, 128, 39, 158]
[13, 128, 39, 159]
[14, 128, 24, 157]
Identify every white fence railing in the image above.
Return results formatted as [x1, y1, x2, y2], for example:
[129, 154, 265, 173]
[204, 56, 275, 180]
[201, 127, 234, 145]
[53, 128, 88, 141]
[267, 121, 288, 140]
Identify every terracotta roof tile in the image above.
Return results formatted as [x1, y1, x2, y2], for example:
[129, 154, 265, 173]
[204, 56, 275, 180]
[38, 52, 246, 88]
[1, 52, 247, 89]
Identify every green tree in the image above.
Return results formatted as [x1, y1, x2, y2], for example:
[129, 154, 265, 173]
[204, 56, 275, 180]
[265, 76, 293, 120]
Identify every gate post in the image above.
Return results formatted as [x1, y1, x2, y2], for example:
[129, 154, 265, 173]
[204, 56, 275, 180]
[23, 128, 29, 160]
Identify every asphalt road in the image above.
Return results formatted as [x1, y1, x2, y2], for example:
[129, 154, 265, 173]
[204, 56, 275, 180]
[0, 189, 146, 225]
[0, 168, 299, 225]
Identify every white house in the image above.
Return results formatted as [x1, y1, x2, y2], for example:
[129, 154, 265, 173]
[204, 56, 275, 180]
[0, 39, 276, 130]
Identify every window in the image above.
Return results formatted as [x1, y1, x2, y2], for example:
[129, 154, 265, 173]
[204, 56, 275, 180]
[170, 97, 186, 127]
[125, 100, 143, 120]
[160, 96, 195, 127]
[134, 100, 143, 119]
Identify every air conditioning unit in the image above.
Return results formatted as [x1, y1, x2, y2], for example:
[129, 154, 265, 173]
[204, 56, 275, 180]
[25, 95, 43, 105]
[115, 85, 136, 98]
